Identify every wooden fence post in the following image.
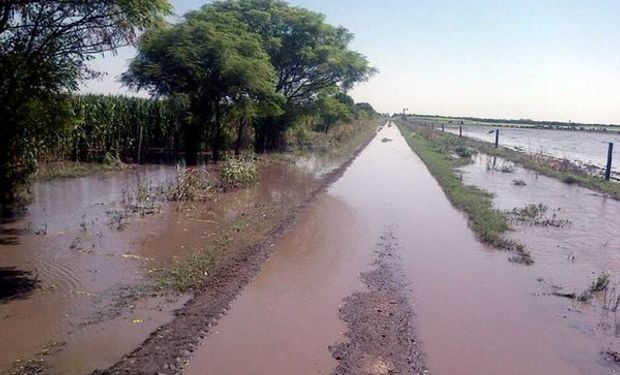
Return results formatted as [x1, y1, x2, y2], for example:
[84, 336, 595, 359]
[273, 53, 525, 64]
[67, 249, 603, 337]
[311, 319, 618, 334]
[494, 129, 499, 148]
[605, 142, 614, 181]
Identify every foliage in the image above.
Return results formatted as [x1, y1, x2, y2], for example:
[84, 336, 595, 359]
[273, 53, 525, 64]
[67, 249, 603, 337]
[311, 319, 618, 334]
[207, 0, 376, 150]
[0, 0, 172, 210]
[316, 94, 353, 134]
[165, 168, 213, 201]
[123, 8, 279, 163]
[220, 156, 258, 189]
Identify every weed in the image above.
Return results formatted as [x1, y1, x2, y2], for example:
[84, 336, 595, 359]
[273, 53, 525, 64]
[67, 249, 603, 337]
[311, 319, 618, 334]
[121, 178, 161, 217]
[561, 175, 577, 184]
[486, 160, 515, 173]
[592, 272, 611, 292]
[220, 156, 258, 190]
[579, 272, 611, 302]
[578, 290, 593, 302]
[506, 203, 570, 227]
[165, 168, 212, 201]
[454, 145, 474, 158]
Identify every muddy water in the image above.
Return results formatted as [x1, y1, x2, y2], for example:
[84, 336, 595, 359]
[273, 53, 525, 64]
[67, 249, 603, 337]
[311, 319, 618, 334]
[444, 125, 620, 178]
[186, 124, 612, 374]
[0, 157, 328, 374]
[460, 153, 620, 349]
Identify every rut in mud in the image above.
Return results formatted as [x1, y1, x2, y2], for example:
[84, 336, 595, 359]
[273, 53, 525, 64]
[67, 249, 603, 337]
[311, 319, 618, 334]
[330, 231, 427, 375]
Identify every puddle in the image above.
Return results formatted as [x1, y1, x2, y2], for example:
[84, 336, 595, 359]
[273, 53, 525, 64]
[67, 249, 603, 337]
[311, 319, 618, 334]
[184, 125, 613, 374]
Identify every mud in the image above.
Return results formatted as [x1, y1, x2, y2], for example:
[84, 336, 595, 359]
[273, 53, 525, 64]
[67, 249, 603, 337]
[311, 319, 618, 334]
[329, 231, 427, 375]
[90, 126, 378, 375]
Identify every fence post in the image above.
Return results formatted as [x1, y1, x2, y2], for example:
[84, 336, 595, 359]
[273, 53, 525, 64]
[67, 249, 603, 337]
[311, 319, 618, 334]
[494, 129, 499, 148]
[442, 124, 445, 132]
[459, 125, 462, 137]
[605, 142, 614, 181]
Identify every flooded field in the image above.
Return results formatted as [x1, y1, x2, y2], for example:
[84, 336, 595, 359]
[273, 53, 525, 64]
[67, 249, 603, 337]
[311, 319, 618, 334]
[182, 125, 614, 374]
[443, 125, 620, 178]
[460, 153, 620, 352]
[0, 153, 345, 375]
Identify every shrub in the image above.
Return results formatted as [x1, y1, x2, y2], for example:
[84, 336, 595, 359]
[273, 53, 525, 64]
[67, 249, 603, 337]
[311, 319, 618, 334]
[220, 156, 258, 190]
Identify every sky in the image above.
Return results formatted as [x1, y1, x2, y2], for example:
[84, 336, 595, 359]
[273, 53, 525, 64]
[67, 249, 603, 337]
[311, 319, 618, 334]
[81, 0, 620, 124]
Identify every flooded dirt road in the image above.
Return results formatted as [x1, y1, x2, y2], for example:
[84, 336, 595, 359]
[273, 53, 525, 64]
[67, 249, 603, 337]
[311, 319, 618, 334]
[0, 155, 341, 374]
[184, 124, 613, 374]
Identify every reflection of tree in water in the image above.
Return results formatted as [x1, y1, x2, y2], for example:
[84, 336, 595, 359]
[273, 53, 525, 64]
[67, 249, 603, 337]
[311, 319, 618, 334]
[0, 226, 25, 246]
[0, 267, 39, 303]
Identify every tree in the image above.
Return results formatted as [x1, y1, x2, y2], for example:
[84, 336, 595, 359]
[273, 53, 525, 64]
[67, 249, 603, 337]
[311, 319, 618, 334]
[123, 10, 280, 163]
[207, 0, 377, 150]
[317, 94, 352, 134]
[0, 0, 172, 211]
[355, 102, 378, 119]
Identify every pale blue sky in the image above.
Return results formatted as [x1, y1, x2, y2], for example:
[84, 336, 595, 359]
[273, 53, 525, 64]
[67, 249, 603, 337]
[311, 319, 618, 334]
[81, 0, 620, 124]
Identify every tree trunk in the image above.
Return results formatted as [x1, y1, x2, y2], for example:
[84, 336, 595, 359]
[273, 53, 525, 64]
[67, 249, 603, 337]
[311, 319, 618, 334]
[235, 117, 245, 156]
[212, 103, 222, 162]
[185, 120, 199, 165]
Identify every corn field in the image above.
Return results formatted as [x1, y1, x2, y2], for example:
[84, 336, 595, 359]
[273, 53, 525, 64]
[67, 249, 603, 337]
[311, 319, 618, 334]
[46, 94, 186, 163]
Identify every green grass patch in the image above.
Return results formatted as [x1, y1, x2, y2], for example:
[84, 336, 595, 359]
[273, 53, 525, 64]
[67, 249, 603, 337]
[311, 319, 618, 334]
[396, 123, 533, 264]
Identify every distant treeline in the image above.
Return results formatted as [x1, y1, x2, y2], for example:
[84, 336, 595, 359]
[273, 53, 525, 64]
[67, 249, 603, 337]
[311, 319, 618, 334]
[400, 114, 619, 129]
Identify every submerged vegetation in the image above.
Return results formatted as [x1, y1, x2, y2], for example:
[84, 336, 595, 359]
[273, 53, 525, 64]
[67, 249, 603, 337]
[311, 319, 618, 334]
[220, 157, 258, 190]
[578, 272, 611, 302]
[395, 122, 533, 264]
[506, 204, 571, 228]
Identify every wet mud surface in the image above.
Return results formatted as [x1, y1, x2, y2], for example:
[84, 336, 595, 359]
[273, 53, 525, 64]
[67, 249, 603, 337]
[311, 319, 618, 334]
[330, 231, 427, 375]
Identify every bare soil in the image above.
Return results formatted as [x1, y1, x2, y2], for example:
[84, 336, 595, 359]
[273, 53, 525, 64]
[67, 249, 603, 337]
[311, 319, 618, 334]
[91, 132, 377, 375]
[329, 232, 428, 375]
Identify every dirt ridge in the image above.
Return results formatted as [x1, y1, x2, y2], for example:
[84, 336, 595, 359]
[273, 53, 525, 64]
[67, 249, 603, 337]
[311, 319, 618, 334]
[329, 231, 428, 375]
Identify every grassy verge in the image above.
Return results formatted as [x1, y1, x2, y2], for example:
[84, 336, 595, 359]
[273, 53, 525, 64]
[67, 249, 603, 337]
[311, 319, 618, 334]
[396, 122, 533, 264]
[403, 120, 620, 200]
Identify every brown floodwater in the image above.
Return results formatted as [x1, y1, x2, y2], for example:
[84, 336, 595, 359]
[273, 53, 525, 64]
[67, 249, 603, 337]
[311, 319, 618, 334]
[186, 124, 615, 374]
[460, 153, 620, 352]
[0, 155, 333, 374]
